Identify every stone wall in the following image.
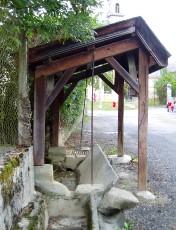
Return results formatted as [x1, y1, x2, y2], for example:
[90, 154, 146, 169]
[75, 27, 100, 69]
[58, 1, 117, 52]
[0, 147, 48, 230]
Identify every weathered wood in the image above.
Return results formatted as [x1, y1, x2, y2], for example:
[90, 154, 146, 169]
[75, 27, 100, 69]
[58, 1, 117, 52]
[46, 75, 54, 96]
[105, 57, 139, 94]
[52, 89, 64, 146]
[138, 47, 149, 191]
[69, 64, 112, 83]
[98, 73, 118, 94]
[35, 37, 140, 78]
[127, 52, 138, 97]
[59, 82, 78, 107]
[33, 76, 46, 165]
[117, 73, 124, 157]
[45, 67, 77, 110]
[135, 19, 170, 67]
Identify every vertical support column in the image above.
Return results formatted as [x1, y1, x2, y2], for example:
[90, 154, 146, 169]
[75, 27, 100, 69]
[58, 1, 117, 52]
[116, 72, 124, 157]
[33, 76, 46, 166]
[138, 48, 149, 191]
[127, 52, 138, 98]
[53, 89, 64, 146]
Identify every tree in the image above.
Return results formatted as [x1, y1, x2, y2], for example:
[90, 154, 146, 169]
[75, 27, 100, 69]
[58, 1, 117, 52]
[155, 68, 176, 104]
[0, 0, 100, 146]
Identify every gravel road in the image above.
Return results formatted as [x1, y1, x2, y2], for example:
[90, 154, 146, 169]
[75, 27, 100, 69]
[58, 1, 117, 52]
[66, 106, 176, 230]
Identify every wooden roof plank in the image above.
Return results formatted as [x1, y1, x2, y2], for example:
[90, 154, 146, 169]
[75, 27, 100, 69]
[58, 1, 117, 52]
[36, 37, 140, 78]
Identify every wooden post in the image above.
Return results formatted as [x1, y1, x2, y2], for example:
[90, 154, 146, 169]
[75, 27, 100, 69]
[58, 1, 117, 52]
[127, 52, 138, 98]
[138, 48, 149, 191]
[52, 89, 64, 146]
[33, 76, 46, 166]
[116, 73, 124, 157]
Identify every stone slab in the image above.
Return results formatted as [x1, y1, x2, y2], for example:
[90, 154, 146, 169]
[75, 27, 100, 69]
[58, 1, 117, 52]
[46, 195, 88, 218]
[34, 164, 71, 196]
[34, 164, 53, 181]
[77, 145, 118, 188]
[48, 146, 66, 156]
[75, 184, 105, 195]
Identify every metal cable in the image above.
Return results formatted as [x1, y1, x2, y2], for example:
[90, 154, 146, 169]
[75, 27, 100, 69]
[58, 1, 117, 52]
[80, 79, 88, 152]
[91, 52, 95, 186]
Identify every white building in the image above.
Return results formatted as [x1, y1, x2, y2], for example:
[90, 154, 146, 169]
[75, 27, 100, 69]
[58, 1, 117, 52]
[95, 0, 124, 25]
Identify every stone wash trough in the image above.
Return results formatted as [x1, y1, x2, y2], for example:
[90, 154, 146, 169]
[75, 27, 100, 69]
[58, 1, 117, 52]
[0, 145, 139, 229]
[37, 144, 139, 229]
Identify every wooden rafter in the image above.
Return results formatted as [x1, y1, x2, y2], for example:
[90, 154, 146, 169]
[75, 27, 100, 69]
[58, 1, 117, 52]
[69, 64, 113, 83]
[98, 73, 118, 94]
[45, 67, 77, 110]
[105, 56, 139, 93]
[59, 82, 78, 107]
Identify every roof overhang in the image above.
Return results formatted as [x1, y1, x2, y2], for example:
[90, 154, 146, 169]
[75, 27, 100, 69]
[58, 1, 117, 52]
[28, 16, 171, 79]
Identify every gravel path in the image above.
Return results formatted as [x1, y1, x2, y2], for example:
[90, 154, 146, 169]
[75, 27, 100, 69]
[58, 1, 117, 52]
[65, 107, 176, 230]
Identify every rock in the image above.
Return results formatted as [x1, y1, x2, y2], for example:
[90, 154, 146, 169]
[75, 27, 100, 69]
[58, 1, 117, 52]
[136, 191, 155, 200]
[75, 184, 105, 195]
[98, 187, 139, 213]
[108, 155, 132, 164]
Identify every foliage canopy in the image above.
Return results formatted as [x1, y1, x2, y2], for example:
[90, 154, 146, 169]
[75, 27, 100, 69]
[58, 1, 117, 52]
[0, 0, 101, 145]
[155, 68, 176, 104]
[0, 0, 101, 45]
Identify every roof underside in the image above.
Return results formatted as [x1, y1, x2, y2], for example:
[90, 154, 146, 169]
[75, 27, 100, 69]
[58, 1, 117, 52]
[28, 16, 171, 81]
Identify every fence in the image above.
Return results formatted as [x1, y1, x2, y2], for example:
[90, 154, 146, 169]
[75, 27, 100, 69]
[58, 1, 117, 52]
[0, 24, 19, 146]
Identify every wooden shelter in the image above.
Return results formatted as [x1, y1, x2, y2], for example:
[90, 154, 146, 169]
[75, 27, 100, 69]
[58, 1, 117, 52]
[28, 16, 170, 191]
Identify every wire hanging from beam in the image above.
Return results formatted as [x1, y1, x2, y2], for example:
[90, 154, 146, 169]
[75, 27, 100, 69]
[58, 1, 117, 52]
[91, 52, 95, 186]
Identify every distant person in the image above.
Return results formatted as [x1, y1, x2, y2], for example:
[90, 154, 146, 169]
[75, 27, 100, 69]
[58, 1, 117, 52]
[166, 101, 172, 112]
[171, 103, 174, 112]
[93, 93, 97, 102]
[112, 101, 116, 107]
[167, 101, 172, 112]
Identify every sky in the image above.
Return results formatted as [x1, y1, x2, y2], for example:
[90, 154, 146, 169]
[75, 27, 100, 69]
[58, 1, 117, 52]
[120, 0, 176, 63]
[99, 0, 176, 64]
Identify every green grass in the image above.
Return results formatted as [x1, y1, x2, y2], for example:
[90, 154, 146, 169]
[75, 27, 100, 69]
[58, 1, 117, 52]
[87, 100, 138, 111]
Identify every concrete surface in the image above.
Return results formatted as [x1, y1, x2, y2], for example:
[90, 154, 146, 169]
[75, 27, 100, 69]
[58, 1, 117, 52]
[34, 164, 71, 196]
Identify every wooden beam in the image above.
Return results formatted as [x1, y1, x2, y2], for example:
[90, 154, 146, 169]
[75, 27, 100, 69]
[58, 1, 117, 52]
[127, 52, 138, 97]
[105, 56, 139, 94]
[69, 64, 112, 83]
[117, 73, 124, 157]
[138, 47, 149, 191]
[46, 75, 54, 96]
[59, 82, 78, 107]
[52, 88, 65, 146]
[35, 37, 140, 78]
[45, 67, 77, 110]
[33, 76, 46, 166]
[98, 73, 118, 94]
